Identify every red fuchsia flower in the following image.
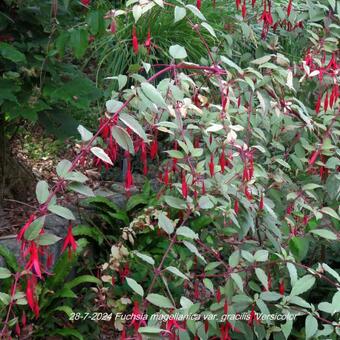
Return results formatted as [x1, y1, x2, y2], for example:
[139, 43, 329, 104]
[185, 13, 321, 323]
[81, 0, 90, 6]
[303, 215, 309, 225]
[150, 138, 158, 160]
[202, 180, 206, 195]
[25, 242, 42, 278]
[140, 140, 148, 176]
[220, 322, 231, 340]
[120, 327, 126, 340]
[216, 287, 221, 303]
[248, 305, 259, 326]
[15, 320, 21, 336]
[107, 133, 117, 163]
[219, 149, 226, 174]
[194, 281, 199, 299]
[308, 150, 320, 166]
[324, 92, 329, 112]
[244, 186, 253, 201]
[327, 52, 338, 71]
[209, 154, 215, 177]
[234, 199, 239, 214]
[61, 223, 77, 256]
[204, 319, 209, 333]
[22, 312, 26, 327]
[241, 0, 247, 18]
[93, 155, 111, 171]
[26, 275, 40, 318]
[260, 1, 273, 39]
[259, 194, 264, 210]
[119, 263, 130, 282]
[125, 156, 133, 191]
[182, 172, 188, 199]
[129, 301, 147, 332]
[267, 272, 272, 290]
[287, 0, 293, 16]
[224, 300, 229, 314]
[165, 313, 185, 335]
[163, 168, 170, 186]
[144, 28, 151, 54]
[99, 117, 111, 139]
[110, 20, 116, 34]
[315, 93, 322, 114]
[279, 279, 285, 295]
[330, 84, 339, 108]
[236, 0, 241, 10]
[251, 0, 256, 8]
[132, 25, 139, 55]
[17, 214, 36, 241]
[196, 0, 201, 10]
[286, 204, 293, 215]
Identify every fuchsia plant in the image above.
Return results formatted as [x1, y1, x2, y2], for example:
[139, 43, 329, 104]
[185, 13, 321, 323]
[0, 0, 339, 339]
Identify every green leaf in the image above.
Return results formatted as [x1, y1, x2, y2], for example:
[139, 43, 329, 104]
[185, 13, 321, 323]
[134, 251, 155, 266]
[221, 55, 243, 74]
[141, 82, 167, 109]
[77, 125, 93, 142]
[231, 273, 244, 292]
[52, 328, 84, 340]
[201, 22, 216, 38]
[229, 250, 240, 268]
[0, 245, 19, 272]
[255, 268, 268, 290]
[310, 229, 337, 240]
[176, 226, 198, 239]
[169, 44, 188, 59]
[254, 250, 268, 262]
[139, 327, 165, 334]
[65, 275, 101, 290]
[90, 147, 113, 165]
[0, 42, 26, 63]
[305, 314, 318, 339]
[158, 212, 174, 235]
[165, 266, 189, 280]
[165, 150, 184, 159]
[281, 319, 293, 340]
[70, 29, 88, 59]
[320, 207, 340, 220]
[289, 237, 309, 261]
[174, 6, 186, 23]
[68, 183, 95, 197]
[260, 292, 282, 301]
[56, 160, 72, 177]
[185, 4, 206, 21]
[37, 233, 61, 246]
[36, 180, 49, 204]
[48, 205, 75, 220]
[24, 216, 46, 240]
[119, 113, 147, 141]
[53, 305, 74, 318]
[126, 194, 148, 211]
[146, 293, 174, 309]
[126, 277, 144, 297]
[0, 292, 10, 305]
[198, 196, 214, 209]
[111, 126, 135, 155]
[72, 225, 104, 245]
[0, 267, 11, 279]
[183, 241, 206, 263]
[163, 196, 186, 209]
[64, 171, 88, 183]
[290, 275, 315, 297]
[106, 99, 124, 113]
